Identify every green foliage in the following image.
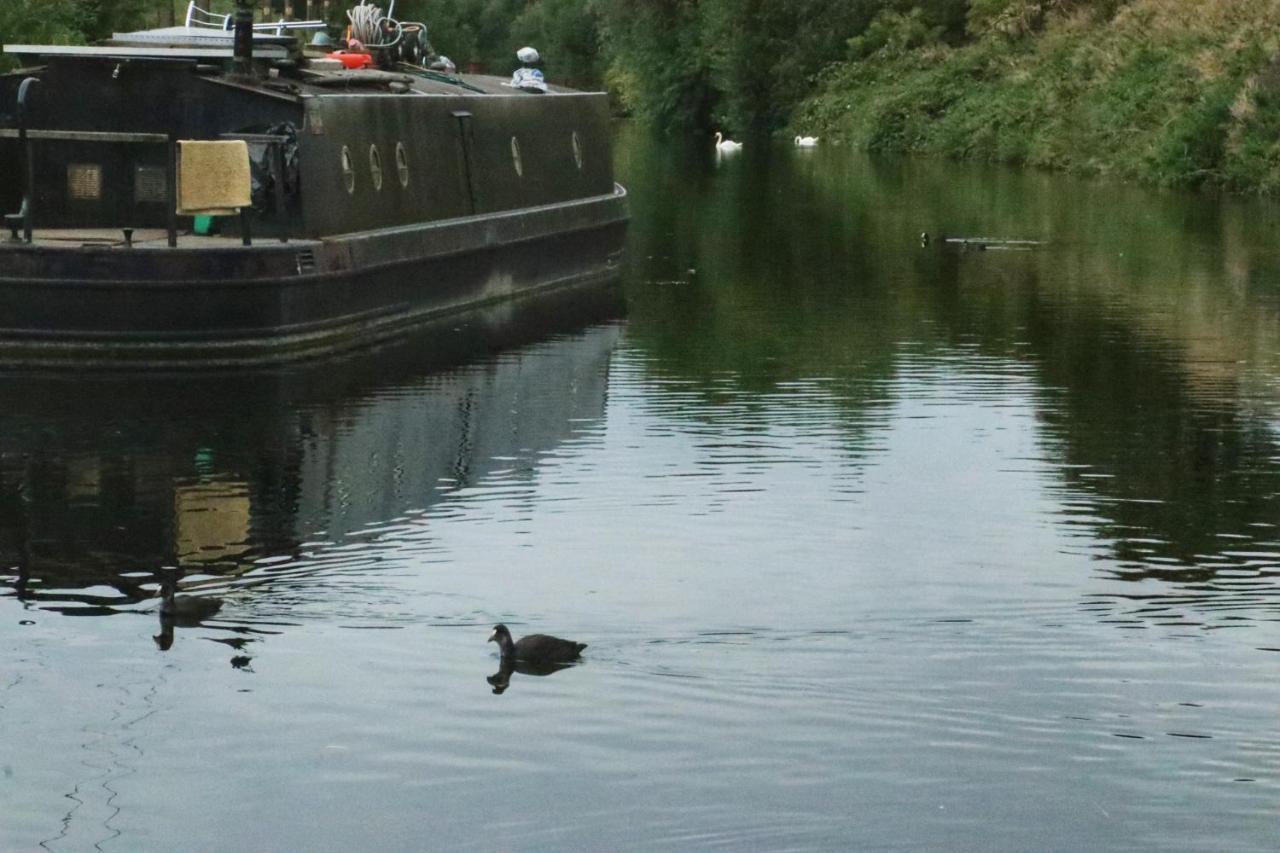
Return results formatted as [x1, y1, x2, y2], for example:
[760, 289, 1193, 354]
[599, 0, 883, 132]
[1145, 80, 1234, 187]
[595, 0, 716, 129]
[0, 0, 83, 54]
[1218, 63, 1280, 194]
[75, 0, 161, 41]
[0, 0, 157, 71]
[966, 0, 1044, 38]
[797, 0, 1280, 194]
[967, 0, 1130, 38]
[0, 0, 163, 70]
[848, 7, 944, 59]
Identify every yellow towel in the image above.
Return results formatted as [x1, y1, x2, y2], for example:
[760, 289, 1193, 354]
[177, 140, 252, 216]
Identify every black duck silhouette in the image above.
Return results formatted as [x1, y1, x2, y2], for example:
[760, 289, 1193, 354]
[486, 623, 586, 694]
[152, 569, 223, 650]
[488, 623, 585, 664]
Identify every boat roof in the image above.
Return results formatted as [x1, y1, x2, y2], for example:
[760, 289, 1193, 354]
[3, 25, 592, 98]
[5, 26, 295, 61]
[286, 65, 581, 97]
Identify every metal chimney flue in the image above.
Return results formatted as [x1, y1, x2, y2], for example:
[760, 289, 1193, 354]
[233, 0, 255, 74]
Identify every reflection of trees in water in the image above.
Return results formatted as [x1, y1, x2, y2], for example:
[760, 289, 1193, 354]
[615, 128, 1280, 625]
[915, 252, 1280, 604]
[910, 246, 1280, 625]
[619, 132, 905, 467]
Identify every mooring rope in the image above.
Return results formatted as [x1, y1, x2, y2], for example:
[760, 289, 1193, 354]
[346, 1, 404, 49]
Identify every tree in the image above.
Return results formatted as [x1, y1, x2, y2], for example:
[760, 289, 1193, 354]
[0, 0, 163, 71]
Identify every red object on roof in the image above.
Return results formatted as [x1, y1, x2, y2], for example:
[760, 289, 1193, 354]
[332, 51, 374, 69]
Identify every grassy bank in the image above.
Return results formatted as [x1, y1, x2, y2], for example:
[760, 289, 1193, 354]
[794, 0, 1280, 194]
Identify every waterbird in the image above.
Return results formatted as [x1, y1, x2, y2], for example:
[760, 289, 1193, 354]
[794, 135, 819, 147]
[488, 623, 586, 664]
[714, 131, 743, 152]
[156, 570, 223, 626]
[153, 572, 223, 650]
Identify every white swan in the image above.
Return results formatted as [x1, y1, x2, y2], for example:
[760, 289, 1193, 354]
[794, 135, 819, 148]
[714, 131, 743, 152]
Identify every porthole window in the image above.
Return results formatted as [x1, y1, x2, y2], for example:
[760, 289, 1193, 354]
[395, 142, 410, 188]
[510, 136, 523, 177]
[369, 144, 384, 191]
[340, 145, 356, 194]
[571, 131, 584, 170]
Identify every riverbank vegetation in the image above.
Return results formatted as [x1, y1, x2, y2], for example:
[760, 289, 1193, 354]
[796, 1, 1280, 193]
[0, 0, 162, 52]
[5, 1, 1280, 192]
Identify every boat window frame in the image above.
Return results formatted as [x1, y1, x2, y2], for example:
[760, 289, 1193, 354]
[395, 141, 410, 188]
[369, 144, 384, 192]
[340, 145, 356, 194]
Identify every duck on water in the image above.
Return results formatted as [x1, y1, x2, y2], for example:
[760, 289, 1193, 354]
[153, 568, 224, 650]
[487, 623, 586, 694]
[488, 623, 586, 664]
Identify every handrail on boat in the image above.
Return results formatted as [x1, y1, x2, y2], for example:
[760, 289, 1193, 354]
[185, 2, 233, 30]
[185, 1, 328, 35]
[4, 77, 179, 247]
[0, 129, 169, 143]
[15, 76, 39, 243]
[1, 124, 293, 248]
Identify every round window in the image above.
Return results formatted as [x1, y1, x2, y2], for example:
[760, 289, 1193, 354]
[341, 146, 356, 194]
[571, 131, 584, 170]
[395, 142, 410, 188]
[369, 144, 384, 191]
[510, 136, 523, 177]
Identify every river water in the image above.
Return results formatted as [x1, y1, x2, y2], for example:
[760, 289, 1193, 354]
[3, 128, 1280, 851]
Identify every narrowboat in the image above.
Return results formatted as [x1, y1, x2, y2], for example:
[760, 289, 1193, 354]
[0, 1, 628, 366]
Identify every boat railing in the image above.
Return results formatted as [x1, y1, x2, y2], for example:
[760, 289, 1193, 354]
[4, 79, 294, 249]
[2, 124, 180, 247]
[185, 2, 328, 36]
[185, 2, 233, 30]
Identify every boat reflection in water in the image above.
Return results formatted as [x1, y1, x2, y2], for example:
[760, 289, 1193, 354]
[0, 282, 624, 658]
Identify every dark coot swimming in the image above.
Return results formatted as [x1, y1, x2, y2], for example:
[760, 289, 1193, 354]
[157, 572, 223, 626]
[152, 570, 223, 650]
[488, 623, 586, 664]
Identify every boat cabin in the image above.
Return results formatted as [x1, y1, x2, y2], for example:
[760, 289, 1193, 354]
[0, 10, 616, 245]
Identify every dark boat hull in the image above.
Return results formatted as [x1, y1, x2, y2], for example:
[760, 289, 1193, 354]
[0, 184, 627, 367]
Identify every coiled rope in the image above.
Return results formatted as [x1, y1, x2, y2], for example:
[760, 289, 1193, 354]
[346, 1, 403, 49]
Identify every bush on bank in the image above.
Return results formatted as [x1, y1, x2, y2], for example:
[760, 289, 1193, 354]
[794, 0, 1280, 193]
